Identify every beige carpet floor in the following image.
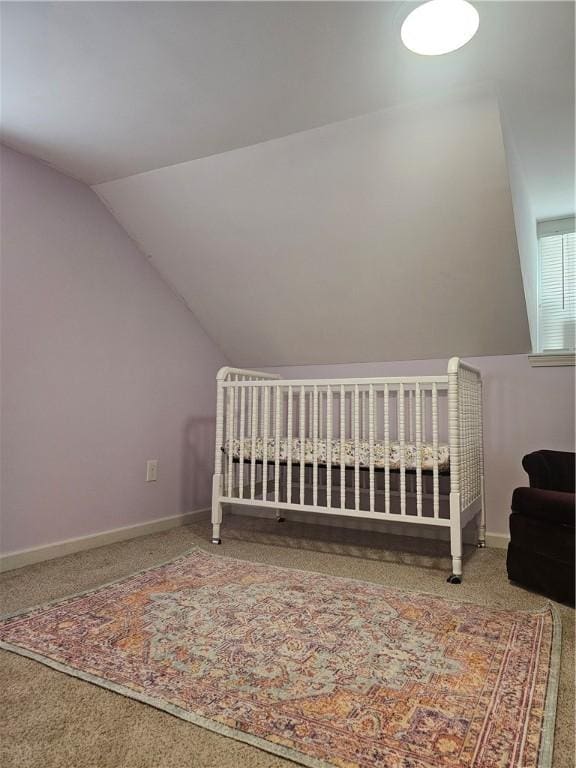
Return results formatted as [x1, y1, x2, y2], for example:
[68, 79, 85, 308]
[1, 513, 574, 768]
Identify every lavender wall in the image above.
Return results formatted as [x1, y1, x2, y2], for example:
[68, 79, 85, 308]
[0, 146, 227, 555]
[264, 355, 575, 536]
[1, 144, 572, 554]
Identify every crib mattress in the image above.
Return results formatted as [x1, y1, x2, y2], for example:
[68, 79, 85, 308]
[224, 438, 450, 472]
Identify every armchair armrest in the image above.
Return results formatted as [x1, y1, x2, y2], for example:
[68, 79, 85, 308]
[522, 451, 575, 493]
[512, 487, 575, 526]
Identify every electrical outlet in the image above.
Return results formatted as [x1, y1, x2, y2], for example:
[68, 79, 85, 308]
[146, 459, 158, 482]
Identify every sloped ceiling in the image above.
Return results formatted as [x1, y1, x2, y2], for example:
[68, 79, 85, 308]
[2, 1, 574, 218]
[96, 86, 531, 366]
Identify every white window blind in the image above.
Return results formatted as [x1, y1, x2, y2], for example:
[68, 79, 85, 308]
[538, 225, 575, 353]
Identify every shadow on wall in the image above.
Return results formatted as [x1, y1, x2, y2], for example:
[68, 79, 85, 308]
[181, 416, 216, 513]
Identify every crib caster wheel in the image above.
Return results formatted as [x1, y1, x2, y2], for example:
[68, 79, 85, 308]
[211, 537, 222, 545]
[276, 516, 285, 523]
[447, 574, 462, 584]
[477, 540, 486, 549]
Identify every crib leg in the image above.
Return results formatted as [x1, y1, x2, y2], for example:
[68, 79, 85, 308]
[211, 473, 223, 544]
[477, 474, 487, 548]
[275, 509, 285, 523]
[447, 492, 462, 584]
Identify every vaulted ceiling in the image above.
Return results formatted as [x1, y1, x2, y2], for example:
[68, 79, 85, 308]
[2, 2, 574, 365]
[94, 86, 530, 365]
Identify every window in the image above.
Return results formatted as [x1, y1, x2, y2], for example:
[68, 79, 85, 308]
[537, 217, 575, 353]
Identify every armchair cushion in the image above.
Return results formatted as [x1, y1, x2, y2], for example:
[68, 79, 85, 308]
[511, 486, 575, 526]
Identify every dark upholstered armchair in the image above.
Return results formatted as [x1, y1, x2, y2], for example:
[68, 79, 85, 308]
[507, 450, 575, 605]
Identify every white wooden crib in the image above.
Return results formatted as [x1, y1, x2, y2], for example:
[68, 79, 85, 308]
[211, 358, 485, 583]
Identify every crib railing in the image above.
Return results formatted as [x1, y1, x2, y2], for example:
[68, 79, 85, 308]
[214, 370, 462, 522]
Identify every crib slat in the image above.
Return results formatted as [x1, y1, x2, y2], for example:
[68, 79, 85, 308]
[287, 386, 293, 504]
[384, 383, 390, 515]
[270, 380, 278, 437]
[274, 386, 281, 503]
[250, 387, 258, 500]
[326, 385, 332, 508]
[227, 385, 235, 497]
[262, 385, 269, 500]
[247, 382, 252, 438]
[313, 386, 319, 506]
[354, 385, 360, 511]
[239, 387, 246, 498]
[340, 385, 345, 510]
[366, 390, 369, 442]
[399, 383, 406, 515]
[421, 388, 427, 443]
[432, 382, 439, 517]
[409, 389, 414, 443]
[369, 384, 375, 513]
[415, 382, 422, 516]
[300, 386, 306, 504]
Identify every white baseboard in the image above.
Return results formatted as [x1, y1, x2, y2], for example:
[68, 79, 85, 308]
[0, 508, 210, 574]
[228, 506, 510, 549]
[484, 532, 511, 549]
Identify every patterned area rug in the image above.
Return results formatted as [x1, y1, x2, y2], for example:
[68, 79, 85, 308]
[0, 549, 560, 768]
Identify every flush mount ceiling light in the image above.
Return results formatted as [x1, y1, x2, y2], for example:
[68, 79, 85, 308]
[401, 0, 479, 56]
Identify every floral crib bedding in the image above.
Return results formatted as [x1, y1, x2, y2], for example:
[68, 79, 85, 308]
[224, 438, 450, 472]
